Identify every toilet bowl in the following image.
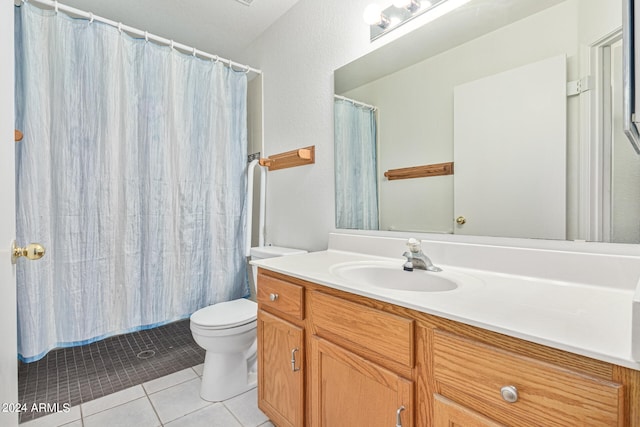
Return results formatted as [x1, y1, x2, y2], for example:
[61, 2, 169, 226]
[190, 245, 306, 401]
[190, 298, 258, 401]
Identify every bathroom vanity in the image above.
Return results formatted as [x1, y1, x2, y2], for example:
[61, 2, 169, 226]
[253, 233, 640, 427]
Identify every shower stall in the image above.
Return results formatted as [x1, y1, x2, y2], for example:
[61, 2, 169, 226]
[13, 0, 262, 421]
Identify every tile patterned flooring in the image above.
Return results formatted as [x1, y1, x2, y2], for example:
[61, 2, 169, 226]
[20, 365, 272, 427]
[18, 320, 205, 423]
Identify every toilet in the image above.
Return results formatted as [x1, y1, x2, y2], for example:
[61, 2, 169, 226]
[190, 245, 306, 401]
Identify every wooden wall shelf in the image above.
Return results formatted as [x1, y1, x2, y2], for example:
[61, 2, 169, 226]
[259, 146, 315, 171]
[384, 162, 454, 181]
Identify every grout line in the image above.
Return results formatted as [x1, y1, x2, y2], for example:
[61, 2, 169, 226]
[221, 401, 245, 427]
[141, 382, 164, 427]
[81, 394, 148, 421]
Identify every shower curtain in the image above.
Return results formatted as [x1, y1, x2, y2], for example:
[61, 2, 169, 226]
[334, 99, 379, 229]
[15, 3, 249, 362]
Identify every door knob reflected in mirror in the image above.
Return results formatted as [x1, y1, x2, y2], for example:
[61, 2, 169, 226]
[11, 240, 46, 264]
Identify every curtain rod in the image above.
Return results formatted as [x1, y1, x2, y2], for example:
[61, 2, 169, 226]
[20, 0, 262, 75]
[334, 94, 377, 111]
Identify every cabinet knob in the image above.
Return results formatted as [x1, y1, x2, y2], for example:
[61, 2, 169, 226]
[269, 293, 278, 302]
[500, 385, 519, 403]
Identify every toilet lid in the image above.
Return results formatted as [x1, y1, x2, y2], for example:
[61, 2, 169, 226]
[190, 298, 257, 329]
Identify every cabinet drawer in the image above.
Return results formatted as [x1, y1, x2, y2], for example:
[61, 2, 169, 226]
[257, 274, 304, 320]
[433, 330, 623, 427]
[434, 394, 506, 427]
[310, 291, 414, 368]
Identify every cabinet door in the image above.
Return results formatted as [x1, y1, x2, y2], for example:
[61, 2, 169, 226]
[258, 310, 304, 427]
[311, 337, 413, 427]
[434, 394, 506, 427]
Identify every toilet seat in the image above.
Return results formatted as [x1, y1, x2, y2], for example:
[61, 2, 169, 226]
[190, 298, 257, 330]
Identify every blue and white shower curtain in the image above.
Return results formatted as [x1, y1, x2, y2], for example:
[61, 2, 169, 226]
[15, 3, 249, 362]
[334, 99, 379, 229]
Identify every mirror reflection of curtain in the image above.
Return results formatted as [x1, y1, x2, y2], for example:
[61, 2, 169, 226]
[334, 99, 379, 230]
[15, 2, 248, 362]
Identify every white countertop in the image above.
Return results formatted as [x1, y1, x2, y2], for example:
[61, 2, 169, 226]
[252, 248, 640, 370]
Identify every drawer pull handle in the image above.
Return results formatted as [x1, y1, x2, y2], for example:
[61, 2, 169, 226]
[291, 348, 300, 372]
[500, 385, 519, 403]
[395, 405, 406, 427]
[269, 293, 279, 301]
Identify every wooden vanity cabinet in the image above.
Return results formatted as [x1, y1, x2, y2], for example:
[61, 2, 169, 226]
[309, 291, 414, 427]
[432, 330, 624, 426]
[257, 274, 305, 427]
[310, 337, 413, 426]
[257, 269, 640, 427]
[434, 394, 507, 427]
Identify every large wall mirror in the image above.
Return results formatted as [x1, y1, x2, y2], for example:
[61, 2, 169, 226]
[334, 0, 640, 243]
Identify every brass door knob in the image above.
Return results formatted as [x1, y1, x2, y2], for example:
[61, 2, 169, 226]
[12, 240, 46, 264]
[456, 216, 466, 225]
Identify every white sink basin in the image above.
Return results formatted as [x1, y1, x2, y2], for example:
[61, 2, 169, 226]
[330, 260, 458, 292]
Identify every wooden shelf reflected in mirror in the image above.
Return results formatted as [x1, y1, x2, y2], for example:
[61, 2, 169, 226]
[384, 162, 453, 181]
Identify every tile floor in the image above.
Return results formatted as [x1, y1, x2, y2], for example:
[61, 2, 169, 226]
[20, 364, 272, 427]
[18, 320, 205, 423]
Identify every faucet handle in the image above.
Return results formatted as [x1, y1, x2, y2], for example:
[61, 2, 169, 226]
[406, 238, 421, 253]
[402, 251, 414, 271]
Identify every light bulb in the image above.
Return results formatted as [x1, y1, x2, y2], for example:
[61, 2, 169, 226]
[363, 4, 384, 25]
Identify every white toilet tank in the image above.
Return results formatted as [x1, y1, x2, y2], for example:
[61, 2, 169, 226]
[249, 246, 307, 290]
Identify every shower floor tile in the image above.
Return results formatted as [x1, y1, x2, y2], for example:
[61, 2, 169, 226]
[17, 319, 205, 424]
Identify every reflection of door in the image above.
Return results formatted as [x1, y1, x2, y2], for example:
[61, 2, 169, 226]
[453, 55, 567, 239]
[0, 2, 17, 426]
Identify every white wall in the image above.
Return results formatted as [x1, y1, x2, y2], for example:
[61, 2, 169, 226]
[241, 0, 433, 251]
[247, 75, 264, 251]
[242, 0, 377, 251]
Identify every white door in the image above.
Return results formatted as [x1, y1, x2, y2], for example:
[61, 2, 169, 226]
[0, 2, 18, 427]
[453, 55, 567, 239]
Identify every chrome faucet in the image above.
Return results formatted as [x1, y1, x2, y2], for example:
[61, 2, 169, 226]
[402, 238, 442, 272]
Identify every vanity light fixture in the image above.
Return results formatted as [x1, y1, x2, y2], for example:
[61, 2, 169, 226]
[363, 4, 390, 29]
[393, 0, 422, 13]
[365, 0, 468, 41]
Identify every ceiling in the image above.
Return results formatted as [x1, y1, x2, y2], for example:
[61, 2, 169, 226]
[56, 0, 302, 61]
